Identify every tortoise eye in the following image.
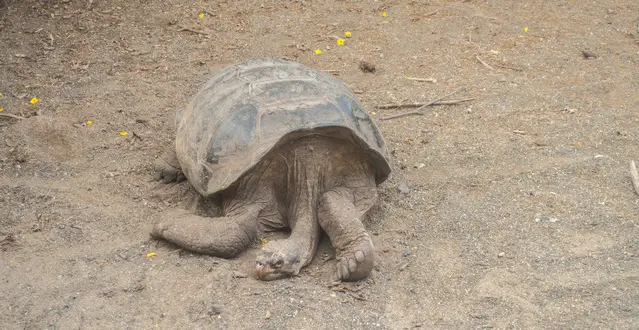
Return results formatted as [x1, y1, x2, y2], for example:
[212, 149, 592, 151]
[272, 259, 283, 268]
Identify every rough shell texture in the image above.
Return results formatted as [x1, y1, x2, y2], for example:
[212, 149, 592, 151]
[176, 58, 391, 197]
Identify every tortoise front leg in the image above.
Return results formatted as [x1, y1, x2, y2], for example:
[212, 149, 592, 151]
[318, 188, 376, 281]
[151, 204, 261, 258]
[153, 145, 186, 184]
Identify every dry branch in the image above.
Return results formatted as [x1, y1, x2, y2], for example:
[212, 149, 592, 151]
[376, 98, 475, 109]
[380, 89, 467, 121]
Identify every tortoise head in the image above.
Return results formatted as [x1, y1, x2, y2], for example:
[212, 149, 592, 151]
[253, 242, 303, 281]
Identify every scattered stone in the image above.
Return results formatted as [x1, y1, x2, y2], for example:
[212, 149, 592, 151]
[232, 270, 247, 278]
[265, 311, 271, 319]
[359, 60, 376, 73]
[206, 304, 222, 316]
[582, 50, 597, 59]
[397, 182, 410, 194]
[535, 217, 560, 223]
[497, 252, 505, 258]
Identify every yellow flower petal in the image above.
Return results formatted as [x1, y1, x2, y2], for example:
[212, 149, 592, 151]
[87, 121, 93, 125]
[260, 237, 268, 245]
[0, 108, 3, 113]
[523, 27, 529, 33]
[120, 131, 128, 136]
[314, 49, 322, 55]
[199, 13, 205, 18]
[382, 11, 387, 17]
[344, 31, 352, 38]
[146, 252, 156, 258]
[336, 38, 345, 46]
[30, 97, 39, 104]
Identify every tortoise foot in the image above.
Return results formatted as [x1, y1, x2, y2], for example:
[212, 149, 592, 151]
[335, 234, 374, 282]
[153, 146, 185, 184]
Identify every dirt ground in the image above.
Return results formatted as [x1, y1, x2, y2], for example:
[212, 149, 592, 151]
[1, 0, 638, 328]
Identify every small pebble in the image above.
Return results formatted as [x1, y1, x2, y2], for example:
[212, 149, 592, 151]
[535, 217, 560, 223]
[497, 252, 505, 258]
[582, 50, 597, 59]
[359, 60, 376, 73]
[397, 182, 410, 194]
[265, 311, 271, 319]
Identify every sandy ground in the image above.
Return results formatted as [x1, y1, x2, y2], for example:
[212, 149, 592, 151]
[1, 0, 639, 328]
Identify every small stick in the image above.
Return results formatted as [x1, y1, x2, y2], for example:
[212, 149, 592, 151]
[475, 56, 494, 70]
[630, 160, 639, 196]
[512, 130, 526, 135]
[376, 98, 475, 109]
[406, 77, 437, 83]
[321, 70, 340, 75]
[380, 89, 466, 121]
[494, 63, 523, 71]
[0, 113, 26, 120]
[177, 27, 210, 36]
[424, 9, 440, 18]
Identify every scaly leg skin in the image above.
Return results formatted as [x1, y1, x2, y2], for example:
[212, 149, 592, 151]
[254, 150, 321, 281]
[151, 205, 261, 258]
[153, 145, 185, 184]
[318, 189, 375, 282]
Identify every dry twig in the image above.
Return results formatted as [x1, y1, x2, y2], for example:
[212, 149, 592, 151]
[177, 27, 210, 36]
[376, 98, 475, 109]
[0, 113, 26, 120]
[494, 63, 523, 71]
[630, 160, 639, 196]
[406, 77, 437, 83]
[475, 56, 494, 70]
[424, 9, 440, 18]
[380, 89, 467, 121]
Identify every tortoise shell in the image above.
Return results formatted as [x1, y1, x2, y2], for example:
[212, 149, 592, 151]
[175, 58, 391, 197]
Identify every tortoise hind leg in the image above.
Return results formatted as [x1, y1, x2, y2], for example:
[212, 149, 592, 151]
[153, 145, 186, 184]
[151, 205, 262, 258]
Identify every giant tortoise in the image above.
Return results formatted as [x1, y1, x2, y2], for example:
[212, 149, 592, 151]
[151, 58, 391, 281]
